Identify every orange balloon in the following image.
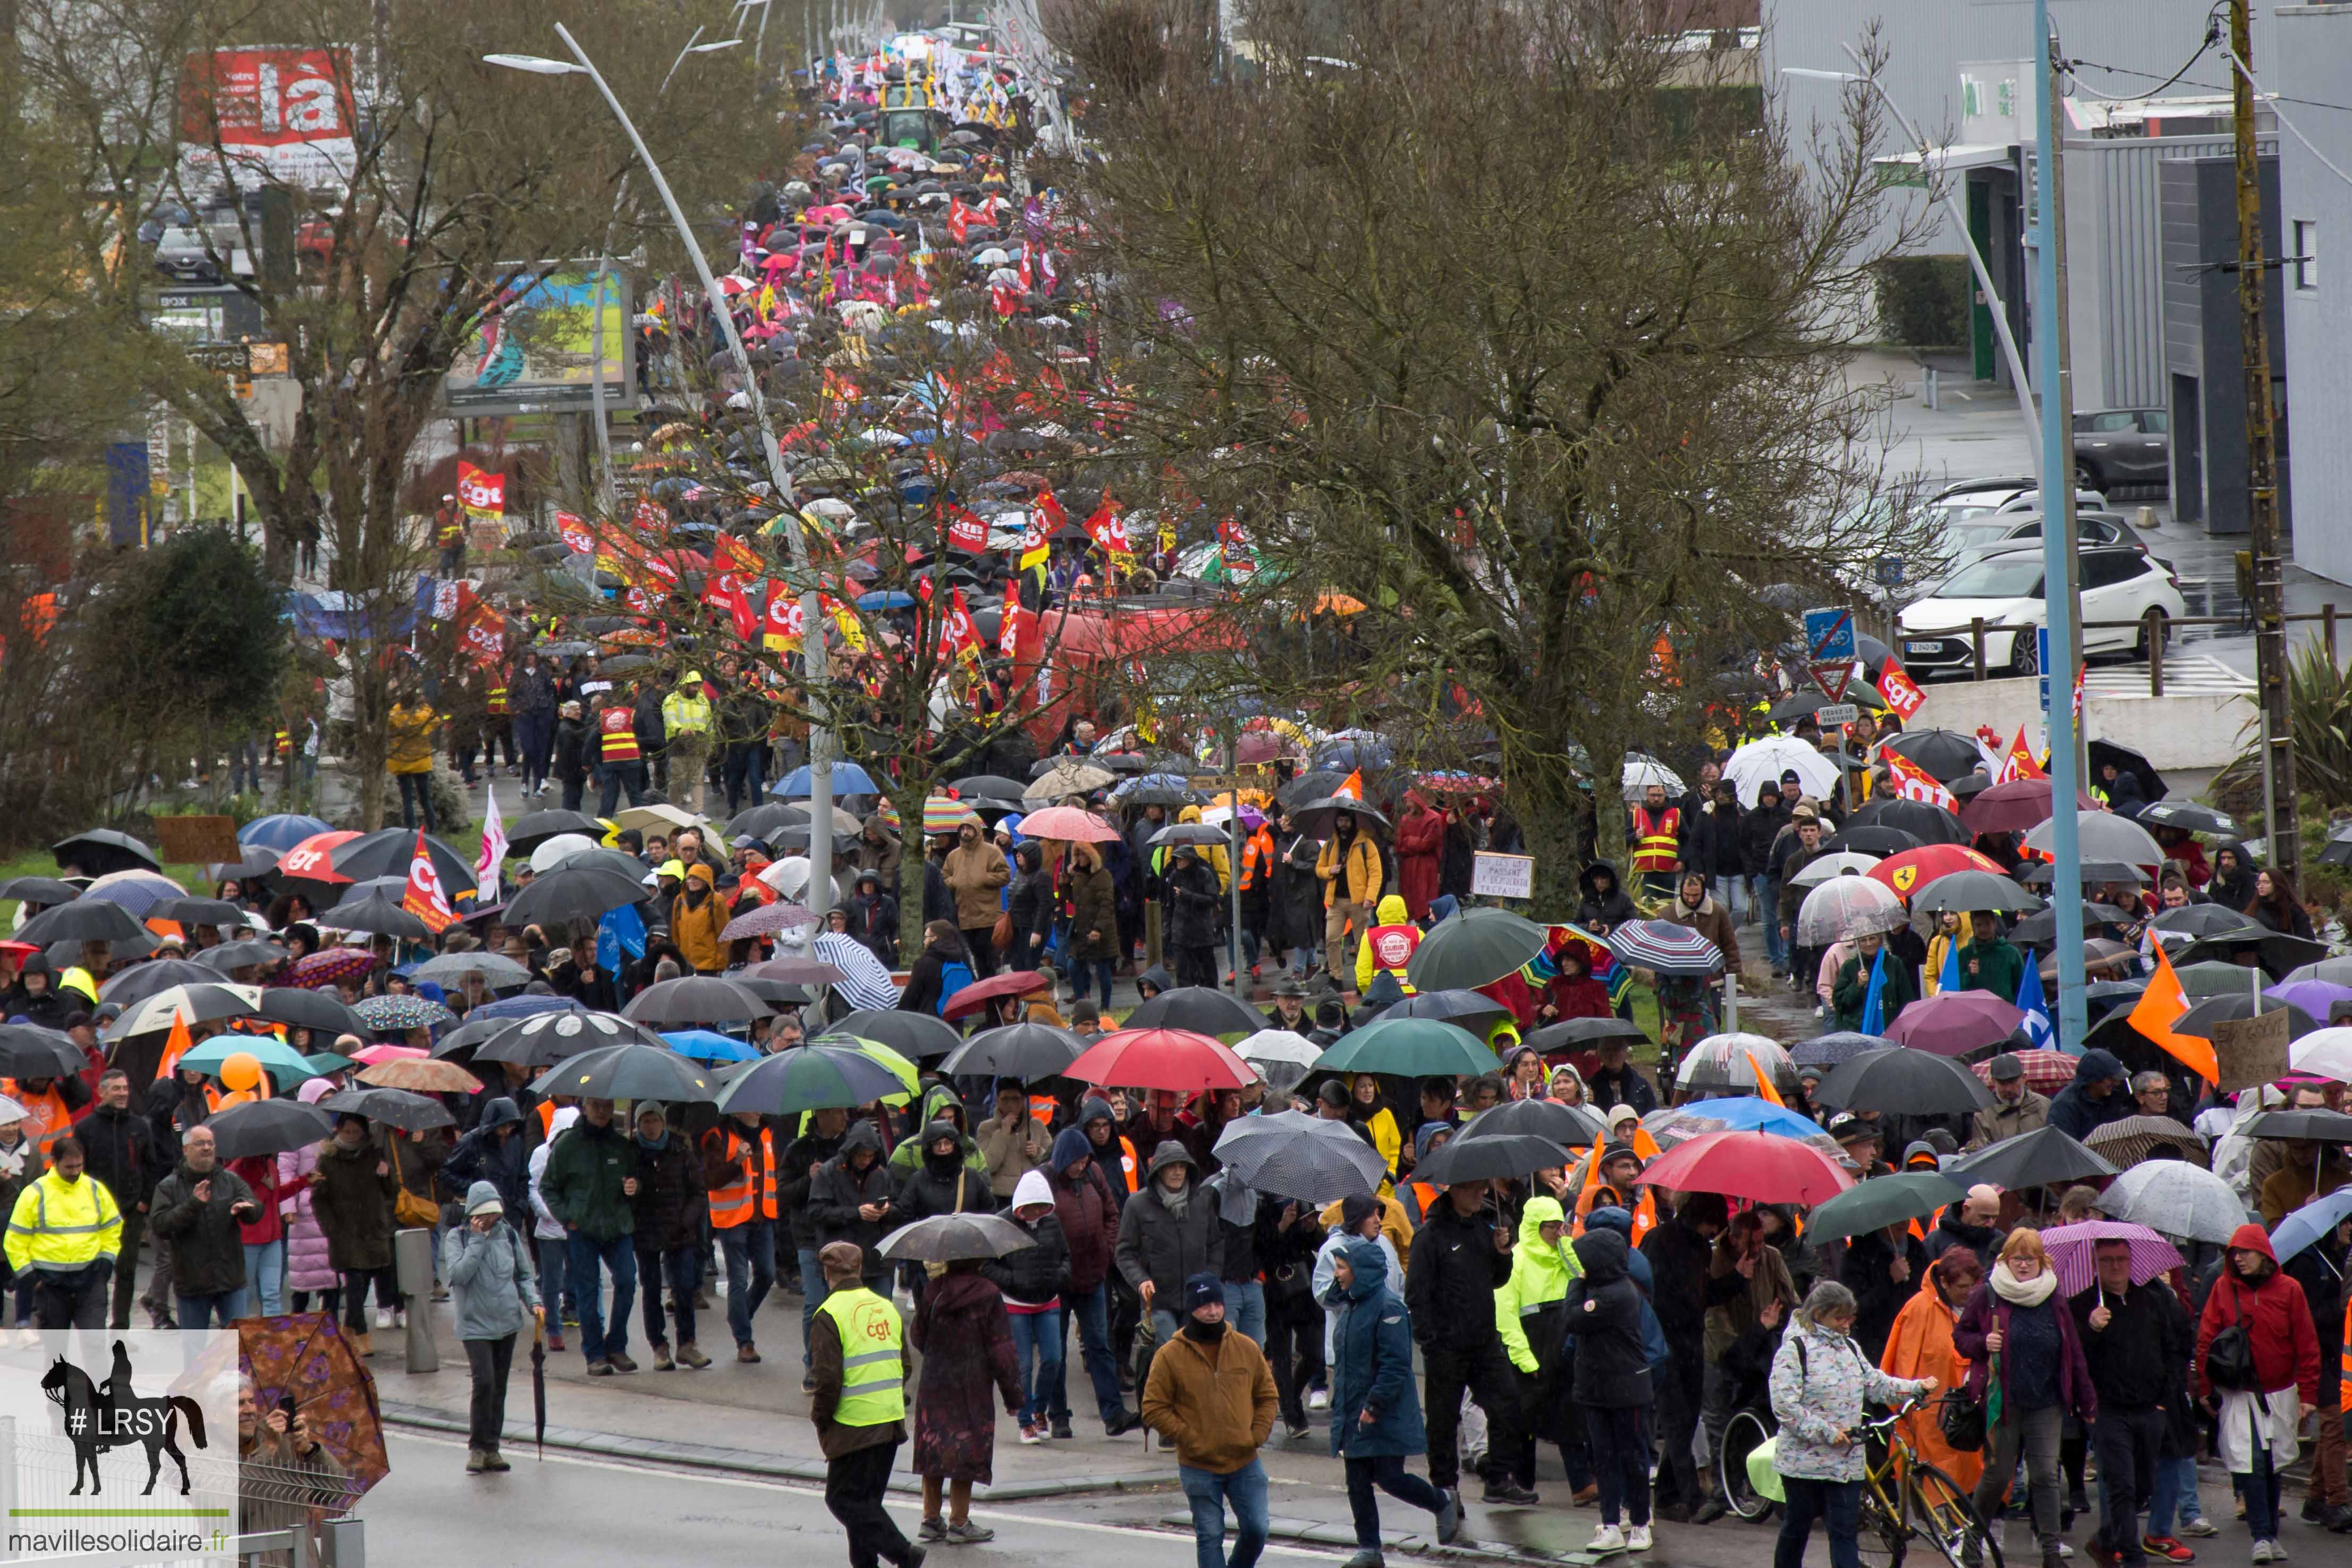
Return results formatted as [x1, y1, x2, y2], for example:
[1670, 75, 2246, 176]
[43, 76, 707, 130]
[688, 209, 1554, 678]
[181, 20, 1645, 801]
[216, 1089, 255, 1109]
[219, 1052, 263, 1094]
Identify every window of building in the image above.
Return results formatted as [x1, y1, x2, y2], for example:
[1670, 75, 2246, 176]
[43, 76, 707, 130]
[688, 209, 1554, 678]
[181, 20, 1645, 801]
[2292, 219, 2319, 291]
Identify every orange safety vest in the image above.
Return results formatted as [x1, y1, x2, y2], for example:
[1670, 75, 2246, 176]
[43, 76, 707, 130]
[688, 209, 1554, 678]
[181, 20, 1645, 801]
[486, 684, 509, 716]
[1630, 807, 1681, 872]
[3, 1083, 72, 1148]
[536, 1100, 557, 1141]
[1113, 1135, 1138, 1193]
[597, 706, 640, 762]
[1238, 827, 1274, 892]
[708, 1125, 779, 1228]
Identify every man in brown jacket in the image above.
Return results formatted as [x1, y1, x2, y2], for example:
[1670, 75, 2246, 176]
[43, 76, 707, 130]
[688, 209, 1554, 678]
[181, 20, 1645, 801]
[942, 821, 1010, 981]
[1143, 1273, 1278, 1568]
[1968, 1052, 2053, 1150]
[808, 1241, 924, 1568]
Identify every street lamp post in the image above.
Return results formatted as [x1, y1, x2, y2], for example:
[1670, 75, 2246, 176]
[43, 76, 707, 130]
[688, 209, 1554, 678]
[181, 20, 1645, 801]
[489, 24, 839, 913]
[1781, 61, 2042, 466]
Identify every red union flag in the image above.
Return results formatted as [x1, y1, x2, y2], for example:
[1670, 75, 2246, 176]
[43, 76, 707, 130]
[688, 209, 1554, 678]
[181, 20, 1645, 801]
[401, 827, 456, 933]
[555, 511, 596, 556]
[1084, 497, 1130, 555]
[727, 575, 762, 645]
[454, 585, 503, 665]
[763, 584, 803, 651]
[998, 596, 1028, 658]
[936, 588, 983, 660]
[1883, 749, 1959, 811]
[455, 461, 503, 520]
[945, 505, 990, 554]
[1875, 659, 1926, 721]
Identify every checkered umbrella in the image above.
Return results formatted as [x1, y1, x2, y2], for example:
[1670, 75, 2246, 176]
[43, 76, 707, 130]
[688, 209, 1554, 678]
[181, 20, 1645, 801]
[1968, 1047, 2085, 1097]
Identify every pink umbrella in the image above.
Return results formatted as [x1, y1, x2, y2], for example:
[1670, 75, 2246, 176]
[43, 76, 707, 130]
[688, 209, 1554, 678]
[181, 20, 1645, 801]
[2037, 1219, 2186, 1295]
[351, 1044, 428, 1065]
[1017, 806, 1123, 843]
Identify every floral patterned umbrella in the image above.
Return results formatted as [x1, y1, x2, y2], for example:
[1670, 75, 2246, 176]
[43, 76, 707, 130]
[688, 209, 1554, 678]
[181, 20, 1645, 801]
[353, 995, 457, 1032]
[235, 1313, 387, 1500]
[279, 948, 375, 990]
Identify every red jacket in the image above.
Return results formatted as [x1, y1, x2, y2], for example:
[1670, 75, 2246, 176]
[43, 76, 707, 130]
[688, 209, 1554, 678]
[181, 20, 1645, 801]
[1394, 807, 1444, 923]
[2197, 1230, 2321, 1402]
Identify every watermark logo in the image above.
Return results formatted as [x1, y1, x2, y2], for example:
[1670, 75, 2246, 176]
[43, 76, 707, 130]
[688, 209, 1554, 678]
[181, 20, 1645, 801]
[0, 1332, 238, 1562]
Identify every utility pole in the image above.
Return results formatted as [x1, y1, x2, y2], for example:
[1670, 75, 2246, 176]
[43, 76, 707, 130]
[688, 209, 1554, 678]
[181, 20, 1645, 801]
[2228, 0, 2298, 882]
[2030, 0, 2087, 1048]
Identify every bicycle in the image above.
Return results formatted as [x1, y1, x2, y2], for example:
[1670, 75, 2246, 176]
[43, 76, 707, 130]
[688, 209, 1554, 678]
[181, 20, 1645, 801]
[1855, 1396, 2004, 1568]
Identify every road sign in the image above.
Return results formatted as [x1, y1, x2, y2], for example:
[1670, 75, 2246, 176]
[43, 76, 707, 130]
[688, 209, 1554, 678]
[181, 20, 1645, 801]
[1815, 704, 1860, 726]
[2037, 625, 2051, 711]
[1804, 607, 1856, 664]
[1808, 661, 1854, 702]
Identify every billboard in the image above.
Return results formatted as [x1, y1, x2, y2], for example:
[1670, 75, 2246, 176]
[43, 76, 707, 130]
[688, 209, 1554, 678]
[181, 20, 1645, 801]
[179, 47, 358, 187]
[443, 267, 632, 416]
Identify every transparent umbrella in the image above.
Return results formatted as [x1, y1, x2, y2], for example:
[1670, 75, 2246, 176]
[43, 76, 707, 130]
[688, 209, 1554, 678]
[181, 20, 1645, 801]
[1796, 877, 1908, 946]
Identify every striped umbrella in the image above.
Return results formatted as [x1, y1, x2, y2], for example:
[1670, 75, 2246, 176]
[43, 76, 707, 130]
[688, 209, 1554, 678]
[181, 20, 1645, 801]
[2084, 1114, 2210, 1169]
[2038, 1220, 2185, 1295]
[1602, 920, 1725, 977]
[923, 796, 980, 836]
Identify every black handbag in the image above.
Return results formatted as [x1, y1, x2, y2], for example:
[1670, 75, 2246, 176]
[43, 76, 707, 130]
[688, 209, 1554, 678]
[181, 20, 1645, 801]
[1940, 1384, 1988, 1453]
[2205, 1287, 2257, 1392]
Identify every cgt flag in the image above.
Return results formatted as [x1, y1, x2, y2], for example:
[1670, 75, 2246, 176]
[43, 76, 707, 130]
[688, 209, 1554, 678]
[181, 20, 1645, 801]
[455, 461, 503, 521]
[475, 781, 507, 904]
[1882, 749, 1959, 811]
[401, 827, 456, 934]
[1876, 660, 1926, 722]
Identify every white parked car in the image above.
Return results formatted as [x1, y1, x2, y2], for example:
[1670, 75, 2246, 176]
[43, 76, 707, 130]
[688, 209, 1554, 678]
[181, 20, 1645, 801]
[1895, 546, 2185, 676]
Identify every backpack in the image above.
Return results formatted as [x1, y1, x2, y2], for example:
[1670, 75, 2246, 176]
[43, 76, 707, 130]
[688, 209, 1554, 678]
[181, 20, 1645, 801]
[934, 959, 975, 1016]
[2205, 1284, 2258, 1392]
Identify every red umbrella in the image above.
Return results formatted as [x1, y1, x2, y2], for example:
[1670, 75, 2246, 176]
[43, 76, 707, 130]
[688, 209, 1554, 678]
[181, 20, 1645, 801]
[1969, 1047, 2078, 1096]
[1960, 779, 2101, 835]
[1638, 1130, 1854, 1205]
[1883, 991, 2027, 1057]
[1018, 806, 1123, 842]
[1866, 844, 2006, 900]
[941, 968, 1050, 1022]
[1067, 1028, 1256, 1093]
[272, 830, 359, 889]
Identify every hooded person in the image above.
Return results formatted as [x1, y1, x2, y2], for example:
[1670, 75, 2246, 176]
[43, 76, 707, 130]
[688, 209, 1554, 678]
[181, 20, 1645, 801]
[628, 1101, 708, 1371]
[1325, 1234, 1459, 1564]
[2046, 1048, 2135, 1142]
[1044, 1124, 1139, 1435]
[1576, 861, 1638, 933]
[1562, 1228, 1656, 1552]
[1163, 844, 1224, 991]
[847, 870, 900, 967]
[670, 863, 726, 974]
[807, 1121, 898, 1288]
[1114, 1141, 1223, 1346]
[980, 1168, 1071, 1441]
[1316, 808, 1383, 982]
[891, 1118, 999, 1241]
[2207, 842, 2257, 913]
[1643, 1191, 1726, 1520]
[1351, 894, 1422, 997]
[2195, 1224, 2321, 1556]
[442, 1179, 540, 1474]
[890, 1084, 988, 1176]
[1495, 1195, 1585, 1496]
[443, 1097, 531, 1224]
[942, 819, 1011, 982]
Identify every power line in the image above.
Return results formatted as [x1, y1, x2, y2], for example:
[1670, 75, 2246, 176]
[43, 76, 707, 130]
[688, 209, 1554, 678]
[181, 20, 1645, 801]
[2218, 43, 2352, 197]
[2060, 10, 2219, 103]
[2066, 54, 2352, 117]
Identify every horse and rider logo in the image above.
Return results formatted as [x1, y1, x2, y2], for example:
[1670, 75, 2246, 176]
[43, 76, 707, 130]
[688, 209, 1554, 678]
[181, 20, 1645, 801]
[39, 1341, 208, 1496]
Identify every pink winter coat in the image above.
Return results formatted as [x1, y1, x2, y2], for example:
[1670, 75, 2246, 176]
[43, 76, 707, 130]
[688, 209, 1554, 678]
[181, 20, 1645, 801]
[280, 1080, 339, 1293]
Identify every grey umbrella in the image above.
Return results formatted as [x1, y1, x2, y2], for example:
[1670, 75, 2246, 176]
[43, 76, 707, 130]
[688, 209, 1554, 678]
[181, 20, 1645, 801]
[2093, 1161, 2250, 1244]
[876, 1213, 1038, 1262]
[2020, 810, 2165, 866]
[1211, 1111, 1386, 1205]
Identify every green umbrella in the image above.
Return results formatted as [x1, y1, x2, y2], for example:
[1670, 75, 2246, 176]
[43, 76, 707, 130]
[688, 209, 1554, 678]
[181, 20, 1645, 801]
[2174, 960, 2259, 1000]
[716, 1045, 917, 1118]
[807, 1033, 920, 1105]
[1404, 908, 1550, 993]
[1801, 1170, 1967, 1244]
[1313, 1016, 1495, 1078]
[173, 1036, 321, 1084]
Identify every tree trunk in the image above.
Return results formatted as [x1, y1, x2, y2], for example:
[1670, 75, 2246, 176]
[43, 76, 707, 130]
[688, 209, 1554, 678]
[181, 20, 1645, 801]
[1511, 758, 1589, 924]
[893, 782, 932, 970]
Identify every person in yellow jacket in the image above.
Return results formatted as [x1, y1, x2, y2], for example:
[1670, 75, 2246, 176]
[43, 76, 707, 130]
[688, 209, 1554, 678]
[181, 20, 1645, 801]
[1315, 809, 1383, 986]
[5, 1137, 122, 1328]
[670, 863, 728, 974]
[1922, 910, 1966, 996]
[1494, 1194, 1583, 1495]
[1354, 894, 1422, 995]
[386, 686, 439, 832]
[807, 1241, 920, 1568]
[659, 671, 715, 812]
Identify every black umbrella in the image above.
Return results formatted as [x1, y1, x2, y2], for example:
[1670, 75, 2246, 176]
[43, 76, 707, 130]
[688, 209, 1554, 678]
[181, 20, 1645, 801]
[2152, 904, 2260, 940]
[320, 1087, 456, 1132]
[1819, 825, 1925, 857]
[501, 866, 652, 930]
[0, 876, 80, 906]
[196, 939, 290, 973]
[877, 1213, 1038, 1262]
[474, 1011, 664, 1067]
[2172, 930, 2329, 979]
[733, 978, 813, 1007]
[146, 897, 244, 928]
[2243, 1108, 2352, 1142]
[1804, 1171, 1968, 1244]
[1811, 1048, 1994, 1116]
[828, 1008, 963, 1062]
[1290, 797, 1389, 836]
[329, 828, 472, 891]
[50, 931, 155, 966]
[208, 846, 282, 883]
[1455, 1097, 1606, 1148]
[97, 959, 225, 1007]
[2016, 860, 2147, 888]
[1383, 989, 1513, 1033]
[531, 1319, 547, 1459]
[1407, 908, 1551, 993]
[1848, 797, 1973, 845]
[1413, 1132, 1574, 1183]
[251, 988, 364, 1038]
[1878, 729, 1985, 784]
[2010, 903, 2135, 944]
[2176, 993, 2320, 1042]
[621, 976, 772, 1027]
[1278, 770, 1347, 808]
[528, 1042, 719, 1103]
[505, 809, 606, 855]
[319, 891, 433, 941]
[1950, 1124, 2116, 1191]
[1907, 871, 2037, 916]
[2086, 740, 2165, 804]
[1121, 785, 1201, 809]
[939, 1022, 1087, 1080]
[0, 1025, 87, 1078]
[951, 774, 1030, 800]
[1770, 689, 1886, 723]
[1522, 1017, 1649, 1054]
[205, 1097, 336, 1161]
[52, 829, 158, 876]
[16, 900, 145, 946]
[2136, 801, 2240, 837]
[1122, 986, 1266, 1037]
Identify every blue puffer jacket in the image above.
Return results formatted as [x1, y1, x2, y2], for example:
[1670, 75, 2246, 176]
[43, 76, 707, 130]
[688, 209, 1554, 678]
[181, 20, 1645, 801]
[1324, 1236, 1425, 1460]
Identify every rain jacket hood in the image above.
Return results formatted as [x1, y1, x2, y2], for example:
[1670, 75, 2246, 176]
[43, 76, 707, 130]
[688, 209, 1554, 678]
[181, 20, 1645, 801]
[1050, 1125, 1094, 1175]
[1373, 895, 1408, 926]
[476, 1097, 523, 1133]
[1335, 1235, 1392, 1301]
[2071, 1048, 2128, 1088]
[1571, 1225, 1632, 1285]
[1145, 1139, 1194, 1182]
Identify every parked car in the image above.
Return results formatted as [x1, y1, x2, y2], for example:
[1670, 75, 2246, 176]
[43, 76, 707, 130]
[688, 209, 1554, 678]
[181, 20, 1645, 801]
[151, 226, 251, 285]
[1895, 545, 2184, 676]
[1941, 510, 2168, 574]
[2071, 408, 2170, 493]
[137, 202, 194, 249]
[1924, 477, 2108, 523]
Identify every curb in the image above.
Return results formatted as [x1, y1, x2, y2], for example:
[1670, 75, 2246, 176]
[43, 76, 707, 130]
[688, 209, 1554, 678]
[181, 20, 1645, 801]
[1154, 1511, 1610, 1565]
[378, 1399, 1177, 1500]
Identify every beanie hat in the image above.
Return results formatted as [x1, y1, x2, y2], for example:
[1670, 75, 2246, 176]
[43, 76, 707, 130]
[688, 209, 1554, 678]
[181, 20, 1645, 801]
[1183, 1272, 1224, 1312]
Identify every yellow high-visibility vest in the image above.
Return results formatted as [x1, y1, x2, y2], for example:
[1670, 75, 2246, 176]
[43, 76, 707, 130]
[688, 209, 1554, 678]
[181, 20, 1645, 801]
[5, 1171, 122, 1274]
[817, 1287, 904, 1425]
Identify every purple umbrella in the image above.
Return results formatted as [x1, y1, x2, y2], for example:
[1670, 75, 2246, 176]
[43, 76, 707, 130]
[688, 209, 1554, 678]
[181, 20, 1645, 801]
[1883, 991, 2026, 1058]
[2038, 1219, 2186, 1296]
[2266, 980, 2352, 1023]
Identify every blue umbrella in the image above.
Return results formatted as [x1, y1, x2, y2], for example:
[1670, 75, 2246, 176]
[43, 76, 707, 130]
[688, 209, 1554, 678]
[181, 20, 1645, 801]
[238, 814, 332, 852]
[465, 994, 583, 1024]
[1112, 772, 1194, 799]
[856, 591, 916, 609]
[1670, 1096, 1824, 1139]
[2270, 1184, 2352, 1264]
[774, 761, 879, 796]
[1790, 1031, 1885, 1067]
[662, 1029, 761, 1064]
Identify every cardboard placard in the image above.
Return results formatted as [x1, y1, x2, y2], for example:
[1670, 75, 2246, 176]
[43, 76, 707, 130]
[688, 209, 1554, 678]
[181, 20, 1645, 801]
[1471, 852, 1534, 900]
[154, 815, 241, 866]
[2210, 1006, 2292, 1093]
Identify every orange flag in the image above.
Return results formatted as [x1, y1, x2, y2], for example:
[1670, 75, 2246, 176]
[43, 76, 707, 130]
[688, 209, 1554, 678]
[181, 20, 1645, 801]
[156, 1007, 193, 1082]
[2129, 943, 2219, 1083]
[1572, 1137, 1606, 1234]
[2008, 726, 2047, 782]
[1333, 769, 1364, 802]
[1746, 1051, 1786, 1107]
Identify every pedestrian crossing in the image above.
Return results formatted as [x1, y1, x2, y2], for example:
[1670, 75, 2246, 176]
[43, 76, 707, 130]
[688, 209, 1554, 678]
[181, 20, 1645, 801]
[2084, 653, 2253, 697]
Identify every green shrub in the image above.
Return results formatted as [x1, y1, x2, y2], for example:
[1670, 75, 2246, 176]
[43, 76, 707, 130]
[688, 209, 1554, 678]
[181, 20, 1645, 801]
[1873, 256, 1968, 349]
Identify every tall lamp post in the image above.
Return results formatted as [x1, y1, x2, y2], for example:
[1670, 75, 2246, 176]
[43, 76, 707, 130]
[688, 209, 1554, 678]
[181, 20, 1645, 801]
[489, 24, 840, 914]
